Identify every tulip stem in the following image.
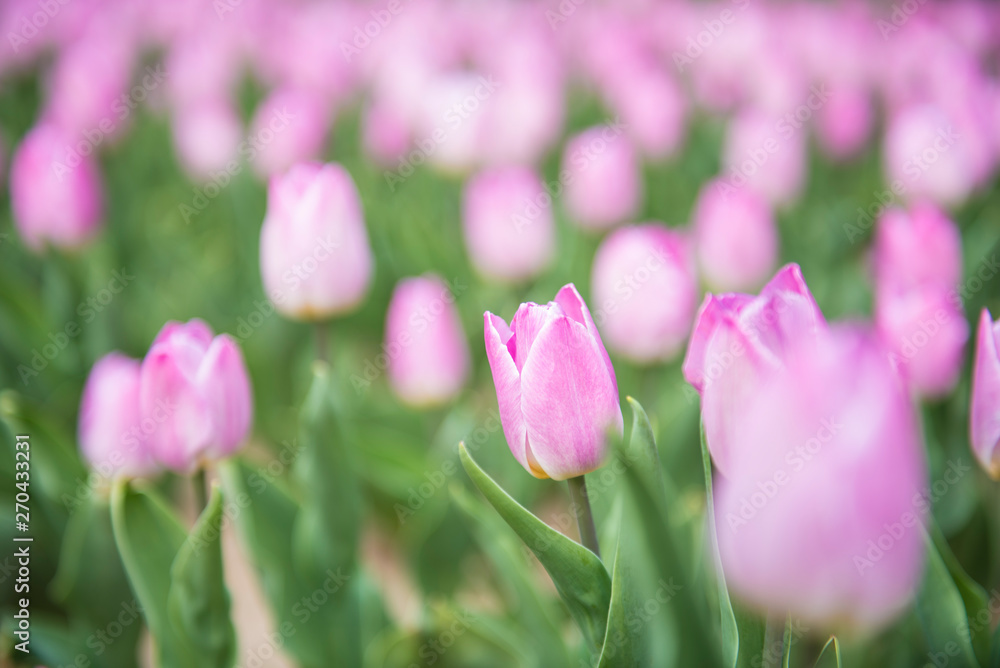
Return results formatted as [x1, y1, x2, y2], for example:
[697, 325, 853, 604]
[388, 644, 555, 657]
[315, 321, 329, 363]
[193, 469, 208, 513]
[567, 476, 600, 558]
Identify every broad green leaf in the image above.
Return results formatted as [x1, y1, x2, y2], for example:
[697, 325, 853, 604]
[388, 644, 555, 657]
[927, 522, 990, 667]
[459, 442, 612, 654]
[110, 481, 198, 668]
[622, 397, 665, 497]
[700, 422, 766, 668]
[813, 636, 842, 668]
[597, 533, 638, 668]
[915, 527, 980, 668]
[168, 484, 236, 668]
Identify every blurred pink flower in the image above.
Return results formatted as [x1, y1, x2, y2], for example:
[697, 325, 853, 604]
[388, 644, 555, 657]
[683, 264, 825, 475]
[171, 98, 243, 181]
[561, 124, 641, 231]
[715, 326, 926, 630]
[591, 224, 698, 363]
[462, 166, 554, 282]
[484, 284, 623, 480]
[249, 87, 330, 179]
[10, 122, 104, 252]
[260, 162, 373, 320]
[722, 107, 805, 206]
[693, 178, 778, 292]
[140, 320, 253, 472]
[815, 81, 873, 160]
[79, 353, 159, 478]
[386, 275, 470, 407]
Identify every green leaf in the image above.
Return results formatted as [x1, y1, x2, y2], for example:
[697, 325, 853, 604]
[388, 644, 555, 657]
[782, 616, 792, 668]
[597, 533, 638, 668]
[813, 636, 842, 668]
[915, 527, 980, 668]
[700, 422, 766, 668]
[110, 481, 198, 668]
[458, 442, 612, 654]
[168, 484, 236, 668]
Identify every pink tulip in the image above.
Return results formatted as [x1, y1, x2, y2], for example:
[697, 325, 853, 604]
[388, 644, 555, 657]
[171, 98, 243, 181]
[561, 125, 640, 231]
[683, 264, 825, 475]
[715, 326, 926, 630]
[10, 122, 104, 252]
[815, 82, 873, 160]
[604, 67, 686, 160]
[249, 87, 329, 179]
[971, 309, 1000, 478]
[462, 167, 554, 282]
[876, 285, 968, 398]
[361, 99, 412, 167]
[722, 107, 806, 206]
[484, 284, 623, 480]
[386, 275, 470, 407]
[693, 179, 778, 292]
[140, 319, 253, 472]
[873, 204, 962, 295]
[590, 225, 698, 363]
[260, 162, 374, 320]
[79, 353, 158, 478]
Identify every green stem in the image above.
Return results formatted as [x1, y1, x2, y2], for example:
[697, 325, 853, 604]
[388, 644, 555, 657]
[193, 469, 208, 513]
[315, 321, 329, 363]
[567, 476, 600, 558]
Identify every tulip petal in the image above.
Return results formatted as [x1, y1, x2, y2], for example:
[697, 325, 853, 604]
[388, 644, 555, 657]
[141, 345, 213, 472]
[971, 310, 1000, 476]
[197, 335, 253, 457]
[509, 302, 557, 372]
[520, 316, 623, 480]
[554, 283, 619, 394]
[484, 312, 534, 476]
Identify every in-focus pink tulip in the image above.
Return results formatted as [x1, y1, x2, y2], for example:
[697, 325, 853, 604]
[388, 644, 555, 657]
[591, 224, 698, 363]
[683, 264, 825, 476]
[462, 167, 554, 282]
[876, 285, 968, 398]
[715, 326, 926, 630]
[140, 319, 253, 472]
[79, 353, 158, 478]
[561, 125, 640, 231]
[385, 275, 470, 407]
[971, 309, 1000, 478]
[249, 87, 329, 179]
[693, 179, 778, 292]
[171, 98, 243, 181]
[260, 162, 374, 320]
[484, 284, 623, 480]
[10, 122, 104, 252]
[873, 204, 962, 295]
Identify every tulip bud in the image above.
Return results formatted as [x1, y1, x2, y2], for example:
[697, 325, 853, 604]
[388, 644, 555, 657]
[693, 179, 778, 292]
[361, 99, 412, 167]
[249, 87, 329, 179]
[884, 105, 973, 207]
[682, 264, 825, 475]
[815, 82, 873, 160]
[10, 122, 104, 252]
[971, 309, 1000, 478]
[386, 275, 470, 407]
[171, 98, 243, 181]
[140, 319, 253, 472]
[484, 284, 623, 480]
[591, 224, 698, 363]
[873, 204, 962, 295]
[876, 285, 967, 398]
[715, 326, 926, 630]
[260, 162, 374, 320]
[79, 353, 158, 478]
[561, 125, 640, 231]
[722, 107, 805, 206]
[462, 167, 554, 282]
